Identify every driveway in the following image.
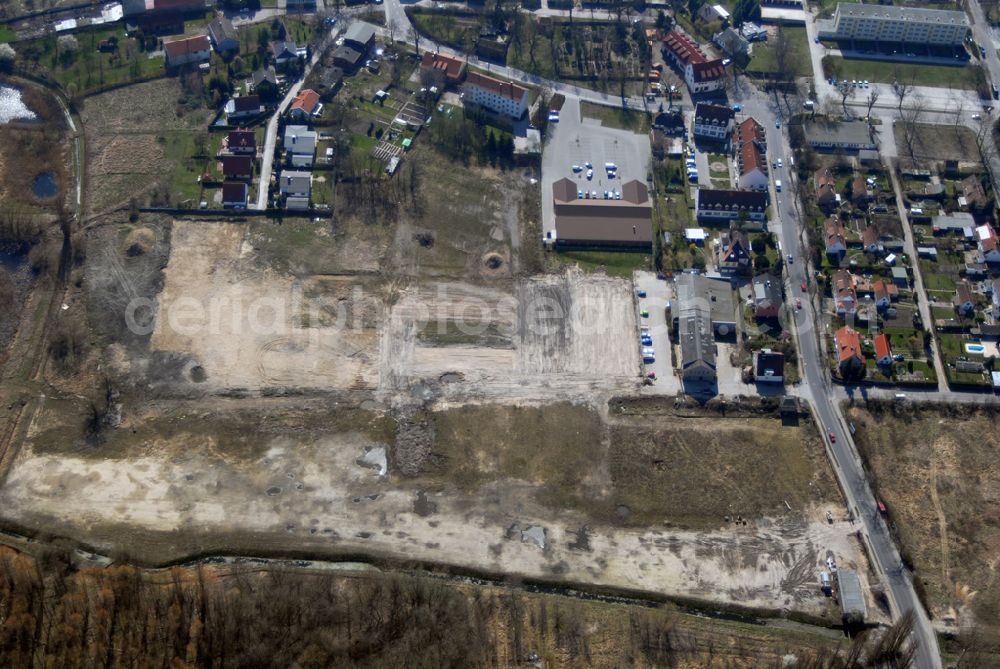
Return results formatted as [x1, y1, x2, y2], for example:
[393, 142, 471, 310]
[635, 271, 681, 395]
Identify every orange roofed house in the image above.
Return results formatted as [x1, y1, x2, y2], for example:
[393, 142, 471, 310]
[420, 51, 467, 86]
[835, 325, 865, 379]
[662, 30, 726, 95]
[463, 71, 529, 120]
[873, 333, 893, 369]
[289, 89, 321, 120]
[163, 34, 210, 68]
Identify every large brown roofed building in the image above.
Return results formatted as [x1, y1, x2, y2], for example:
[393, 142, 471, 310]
[420, 52, 467, 86]
[552, 178, 652, 250]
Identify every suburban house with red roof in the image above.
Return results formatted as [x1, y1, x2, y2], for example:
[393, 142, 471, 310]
[874, 333, 893, 369]
[222, 155, 253, 181]
[662, 30, 726, 95]
[733, 117, 766, 153]
[832, 269, 857, 316]
[976, 223, 1000, 263]
[835, 326, 865, 379]
[736, 140, 769, 191]
[718, 228, 751, 275]
[873, 280, 892, 311]
[463, 71, 529, 120]
[289, 89, 322, 121]
[824, 217, 847, 260]
[815, 168, 837, 209]
[163, 34, 210, 68]
[227, 129, 256, 156]
[222, 181, 248, 209]
[420, 51, 467, 86]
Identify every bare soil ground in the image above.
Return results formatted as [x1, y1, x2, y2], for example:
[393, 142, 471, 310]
[847, 402, 1000, 643]
[893, 123, 983, 164]
[80, 79, 211, 215]
[0, 397, 860, 621]
[0, 81, 69, 213]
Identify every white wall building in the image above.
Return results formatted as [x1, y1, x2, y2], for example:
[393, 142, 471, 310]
[463, 71, 529, 119]
[817, 3, 969, 46]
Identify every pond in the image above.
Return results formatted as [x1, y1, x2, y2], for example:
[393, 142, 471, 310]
[32, 172, 58, 200]
[0, 85, 38, 124]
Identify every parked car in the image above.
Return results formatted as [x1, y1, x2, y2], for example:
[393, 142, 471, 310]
[775, 119, 781, 128]
[572, 164, 582, 172]
[732, 104, 742, 112]
[641, 334, 653, 345]
[587, 169, 594, 179]
[828, 430, 836, 443]
[640, 309, 649, 318]
[637, 289, 647, 298]
[801, 281, 807, 291]
[786, 254, 793, 264]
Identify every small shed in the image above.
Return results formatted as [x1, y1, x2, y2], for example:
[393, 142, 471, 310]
[685, 228, 707, 245]
[891, 267, 909, 288]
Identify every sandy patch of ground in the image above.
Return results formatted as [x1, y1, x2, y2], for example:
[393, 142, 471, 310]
[0, 403, 865, 620]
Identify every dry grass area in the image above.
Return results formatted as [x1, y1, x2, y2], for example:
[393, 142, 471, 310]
[80, 79, 212, 215]
[0, 543, 856, 668]
[893, 123, 983, 164]
[0, 81, 69, 213]
[847, 402, 1000, 644]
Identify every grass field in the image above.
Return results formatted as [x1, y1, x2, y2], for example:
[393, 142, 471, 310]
[747, 26, 811, 77]
[0, 25, 15, 43]
[580, 101, 650, 134]
[825, 55, 985, 90]
[848, 403, 1000, 651]
[555, 250, 651, 277]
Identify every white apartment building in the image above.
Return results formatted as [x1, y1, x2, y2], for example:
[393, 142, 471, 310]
[463, 71, 529, 119]
[817, 3, 969, 46]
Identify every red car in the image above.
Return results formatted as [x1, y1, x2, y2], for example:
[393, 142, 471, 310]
[828, 430, 836, 443]
[801, 281, 808, 292]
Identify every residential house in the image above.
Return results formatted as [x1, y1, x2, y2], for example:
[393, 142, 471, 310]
[815, 168, 837, 209]
[752, 273, 783, 319]
[959, 174, 993, 213]
[816, 3, 969, 47]
[551, 178, 653, 250]
[718, 228, 751, 275]
[343, 21, 377, 53]
[736, 141, 769, 191]
[222, 181, 248, 209]
[891, 266, 909, 288]
[699, 3, 729, 22]
[227, 129, 256, 155]
[873, 280, 891, 311]
[420, 51, 467, 86]
[754, 349, 785, 384]
[251, 66, 279, 101]
[850, 175, 870, 206]
[674, 273, 738, 385]
[832, 269, 857, 316]
[741, 22, 768, 41]
[713, 27, 751, 61]
[279, 170, 311, 197]
[733, 117, 766, 152]
[862, 226, 881, 254]
[662, 30, 726, 95]
[333, 45, 364, 70]
[976, 223, 1000, 263]
[674, 272, 738, 337]
[226, 95, 262, 122]
[955, 281, 975, 316]
[222, 155, 253, 181]
[208, 17, 239, 54]
[696, 189, 768, 222]
[271, 40, 299, 66]
[824, 217, 847, 260]
[284, 125, 317, 168]
[163, 35, 210, 68]
[463, 71, 529, 120]
[694, 103, 735, 142]
[306, 66, 344, 101]
[932, 211, 976, 237]
[654, 109, 685, 134]
[990, 278, 1000, 318]
[834, 325, 865, 379]
[874, 333, 893, 369]
[289, 88, 322, 120]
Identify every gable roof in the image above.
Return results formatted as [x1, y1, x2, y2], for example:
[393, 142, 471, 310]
[621, 179, 648, 204]
[663, 30, 706, 66]
[465, 71, 528, 101]
[691, 59, 726, 82]
[222, 155, 252, 174]
[222, 181, 247, 202]
[755, 350, 784, 377]
[290, 88, 320, 114]
[334, 45, 363, 65]
[753, 274, 782, 307]
[862, 226, 878, 248]
[232, 95, 260, 113]
[695, 103, 734, 125]
[163, 34, 210, 59]
[271, 40, 297, 57]
[421, 51, 465, 79]
[344, 21, 377, 46]
[733, 117, 765, 148]
[956, 281, 974, 305]
[227, 129, 256, 151]
[738, 141, 765, 176]
[977, 223, 998, 252]
[873, 280, 888, 302]
[208, 17, 238, 46]
[696, 189, 768, 211]
[721, 229, 750, 263]
[874, 333, 891, 361]
[815, 168, 835, 191]
[824, 217, 846, 249]
[253, 66, 277, 87]
[552, 177, 577, 203]
[835, 326, 863, 362]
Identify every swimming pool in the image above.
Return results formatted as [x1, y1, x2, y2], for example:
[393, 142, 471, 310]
[965, 343, 986, 354]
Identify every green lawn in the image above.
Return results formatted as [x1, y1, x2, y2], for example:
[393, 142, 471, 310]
[920, 261, 958, 291]
[0, 26, 16, 43]
[825, 56, 985, 90]
[580, 101, 650, 134]
[556, 250, 650, 278]
[746, 26, 811, 77]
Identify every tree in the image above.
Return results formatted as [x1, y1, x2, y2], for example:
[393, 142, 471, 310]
[57, 35, 78, 67]
[407, 26, 421, 56]
[836, 79, 855, 117]
[0, 43, 15, 73]
[891, 65, 914, 116]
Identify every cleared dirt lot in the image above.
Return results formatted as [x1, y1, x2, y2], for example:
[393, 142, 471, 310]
[152, 222, 638, 400]
[847, 402, 1000, 642]
[0, 397, 860, 621]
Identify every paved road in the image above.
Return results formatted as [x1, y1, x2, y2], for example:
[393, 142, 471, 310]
[255, 30, 333, 210]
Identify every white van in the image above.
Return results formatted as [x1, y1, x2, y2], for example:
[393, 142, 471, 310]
[775, 179, 782, 192]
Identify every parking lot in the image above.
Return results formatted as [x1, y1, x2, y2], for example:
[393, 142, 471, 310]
[635, 271, 681, 395]
[541, 96, 652, 236]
